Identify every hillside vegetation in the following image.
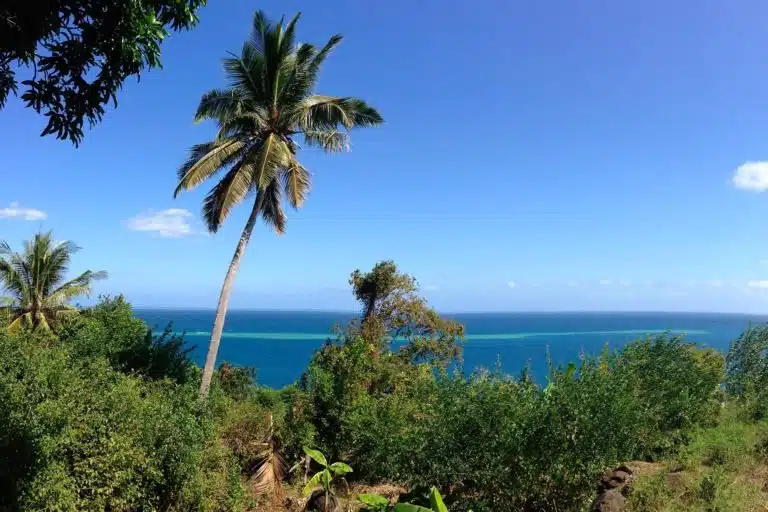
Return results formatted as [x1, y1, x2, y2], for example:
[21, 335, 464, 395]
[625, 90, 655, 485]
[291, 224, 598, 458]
[1, 262, 767, 511]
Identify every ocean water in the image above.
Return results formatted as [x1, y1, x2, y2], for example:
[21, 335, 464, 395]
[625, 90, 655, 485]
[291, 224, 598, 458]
[134, 310, 768, 389]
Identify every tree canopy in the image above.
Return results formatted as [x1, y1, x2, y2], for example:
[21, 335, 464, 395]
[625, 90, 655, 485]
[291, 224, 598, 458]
[174, 10, 383, 234]
[0, 0, 207, 145]
[0, 231, 107, 331]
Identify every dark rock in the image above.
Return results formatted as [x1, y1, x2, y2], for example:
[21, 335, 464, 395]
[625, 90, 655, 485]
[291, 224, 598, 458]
[591, 489, 626, 512]
[612, 470, 631, 483]
[304, 489, 340, 512]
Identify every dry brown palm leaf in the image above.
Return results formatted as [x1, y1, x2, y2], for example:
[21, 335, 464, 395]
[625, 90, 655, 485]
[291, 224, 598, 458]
[249, 413, 287, 500]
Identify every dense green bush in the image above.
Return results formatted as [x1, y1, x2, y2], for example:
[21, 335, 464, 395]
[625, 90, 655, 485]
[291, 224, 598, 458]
[59, 296, 197, 385]
[0, 305, 244, 511]
[726, 324, 768, 419]
[0, 267, 744, 510]
[295, 329, 725, 511]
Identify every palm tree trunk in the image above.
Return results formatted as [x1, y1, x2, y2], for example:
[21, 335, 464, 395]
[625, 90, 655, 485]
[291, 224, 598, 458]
[199, 198, 262, 398]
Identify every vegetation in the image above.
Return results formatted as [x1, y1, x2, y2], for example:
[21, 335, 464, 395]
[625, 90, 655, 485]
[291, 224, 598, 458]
[0, 0, 206, 145]
[302, 448, 352, 511]
[3, 256, 762, 510]
[2, 8, 766, 511]
[0, 231, 107, 332]
[173, 10, 383, 398]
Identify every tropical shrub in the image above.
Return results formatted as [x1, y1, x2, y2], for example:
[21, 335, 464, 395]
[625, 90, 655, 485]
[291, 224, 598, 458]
[726, 324, 768, 419]
[0, 324, 243, 511]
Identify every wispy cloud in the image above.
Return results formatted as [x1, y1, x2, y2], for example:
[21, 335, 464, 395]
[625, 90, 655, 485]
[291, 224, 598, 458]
[126, 208, 198, 237]
[423, 285, 439, 291]
[733, 161, 768, 191]
[598, 279, 612, 286]
[618, 280, 632, 287]
[507, 281, 517, 289]
[748, 280, 768, 289]
[0, 202, 47, 221]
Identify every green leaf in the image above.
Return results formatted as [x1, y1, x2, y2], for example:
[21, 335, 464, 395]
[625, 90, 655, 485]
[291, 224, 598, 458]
[429, 487, 448, 512]
[302, 470, 324, 496]
[358, 494, 389, 506]
[302, 447, 327, 467]
[328, 461, 353, 475]
[393, 504, 432, 512]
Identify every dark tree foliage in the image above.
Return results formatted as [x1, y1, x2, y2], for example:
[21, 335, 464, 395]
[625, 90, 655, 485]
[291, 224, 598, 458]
[0, 0, 206, 145]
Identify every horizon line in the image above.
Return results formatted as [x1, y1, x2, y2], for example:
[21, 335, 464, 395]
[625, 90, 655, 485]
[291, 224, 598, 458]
[129, 307, 768, 316]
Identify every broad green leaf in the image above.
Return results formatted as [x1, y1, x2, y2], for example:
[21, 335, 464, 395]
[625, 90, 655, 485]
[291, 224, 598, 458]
[394, 504, 432, 512]
[429, 487, 448, 512]
[303, 447, 327, 467]
[320, 469, 332, 489]
[302, 470, 324, 496]
[329, 461, 353, 475]
[358, 494, 389, 506]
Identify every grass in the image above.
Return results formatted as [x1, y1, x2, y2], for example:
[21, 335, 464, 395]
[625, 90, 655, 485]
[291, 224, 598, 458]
[628, 405, 768, 511]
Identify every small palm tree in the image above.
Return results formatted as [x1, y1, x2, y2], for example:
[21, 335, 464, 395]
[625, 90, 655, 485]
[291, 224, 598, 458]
[0, 232, 107, 331]
[175, 10, 383, 397]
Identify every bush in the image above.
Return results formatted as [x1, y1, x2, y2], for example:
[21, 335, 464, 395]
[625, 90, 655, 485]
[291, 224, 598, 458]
[60, 296, 197, 384]
[726, 324, 768, 419]
[0, 325, 243, 511]
[295, 332, 725, 511]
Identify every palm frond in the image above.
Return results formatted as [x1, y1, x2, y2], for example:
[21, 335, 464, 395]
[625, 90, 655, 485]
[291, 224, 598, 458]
[258, 178, 286, 234]
[310, 34, 343, 74]
[47, 270, 107, 306]
[175, 140, 247, 198]
[7, 313, 27, 332]
[214, 114, 268, 142]
[250, 10, 271, 54]
[292, 95, 383, 131]
[303, 130, 349, 153]
[202, 154, 258, 233]
[253, 133, 292, 189]
[0, 259, 26, 302]
[276, 43, 317, 109]
[34, 312, 51, 332]
[282, 160, 311, 209]
[223, 43, 268, 105]
[194, 88, 248, 124]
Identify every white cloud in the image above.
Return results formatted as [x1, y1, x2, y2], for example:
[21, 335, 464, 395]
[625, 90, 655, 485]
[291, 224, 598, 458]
[733, 161, 768, 191]
[0, 202, 47, 221]
[748, 280, 768, 289]
[708, 280, 724, 288]
[423, 285, 438, 291]
[598, 280, 612, 286]
[684, 280, 698, 287]
[507, 281, 517, 289]
[618, 280, 632, 287]
[126, 208, 196, 237]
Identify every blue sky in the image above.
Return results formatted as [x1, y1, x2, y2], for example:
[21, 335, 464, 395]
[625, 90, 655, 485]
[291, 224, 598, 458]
[3, 0, 768, 312]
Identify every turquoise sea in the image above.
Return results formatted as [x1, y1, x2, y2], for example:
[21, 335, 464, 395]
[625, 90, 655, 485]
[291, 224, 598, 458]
[134, 310, 768, 388]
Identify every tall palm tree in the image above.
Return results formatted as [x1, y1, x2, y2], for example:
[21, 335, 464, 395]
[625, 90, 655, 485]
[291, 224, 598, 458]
[175, 11, 383, 397]
[0, 231, 107, 332]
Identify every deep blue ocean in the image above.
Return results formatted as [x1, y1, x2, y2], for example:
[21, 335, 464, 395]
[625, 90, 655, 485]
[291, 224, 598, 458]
[134, 310, 768, 388]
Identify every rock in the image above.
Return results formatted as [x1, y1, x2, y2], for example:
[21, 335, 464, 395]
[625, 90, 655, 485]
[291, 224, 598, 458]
[612, 470, 631, 482]
[591, 489, 626, 512]
[592, 465, 637, 511]
[304, 489, 340, 512]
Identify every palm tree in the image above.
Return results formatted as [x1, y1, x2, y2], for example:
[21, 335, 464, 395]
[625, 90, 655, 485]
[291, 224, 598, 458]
[175, 11, 383, 397]
[0, 231, 107, 332]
